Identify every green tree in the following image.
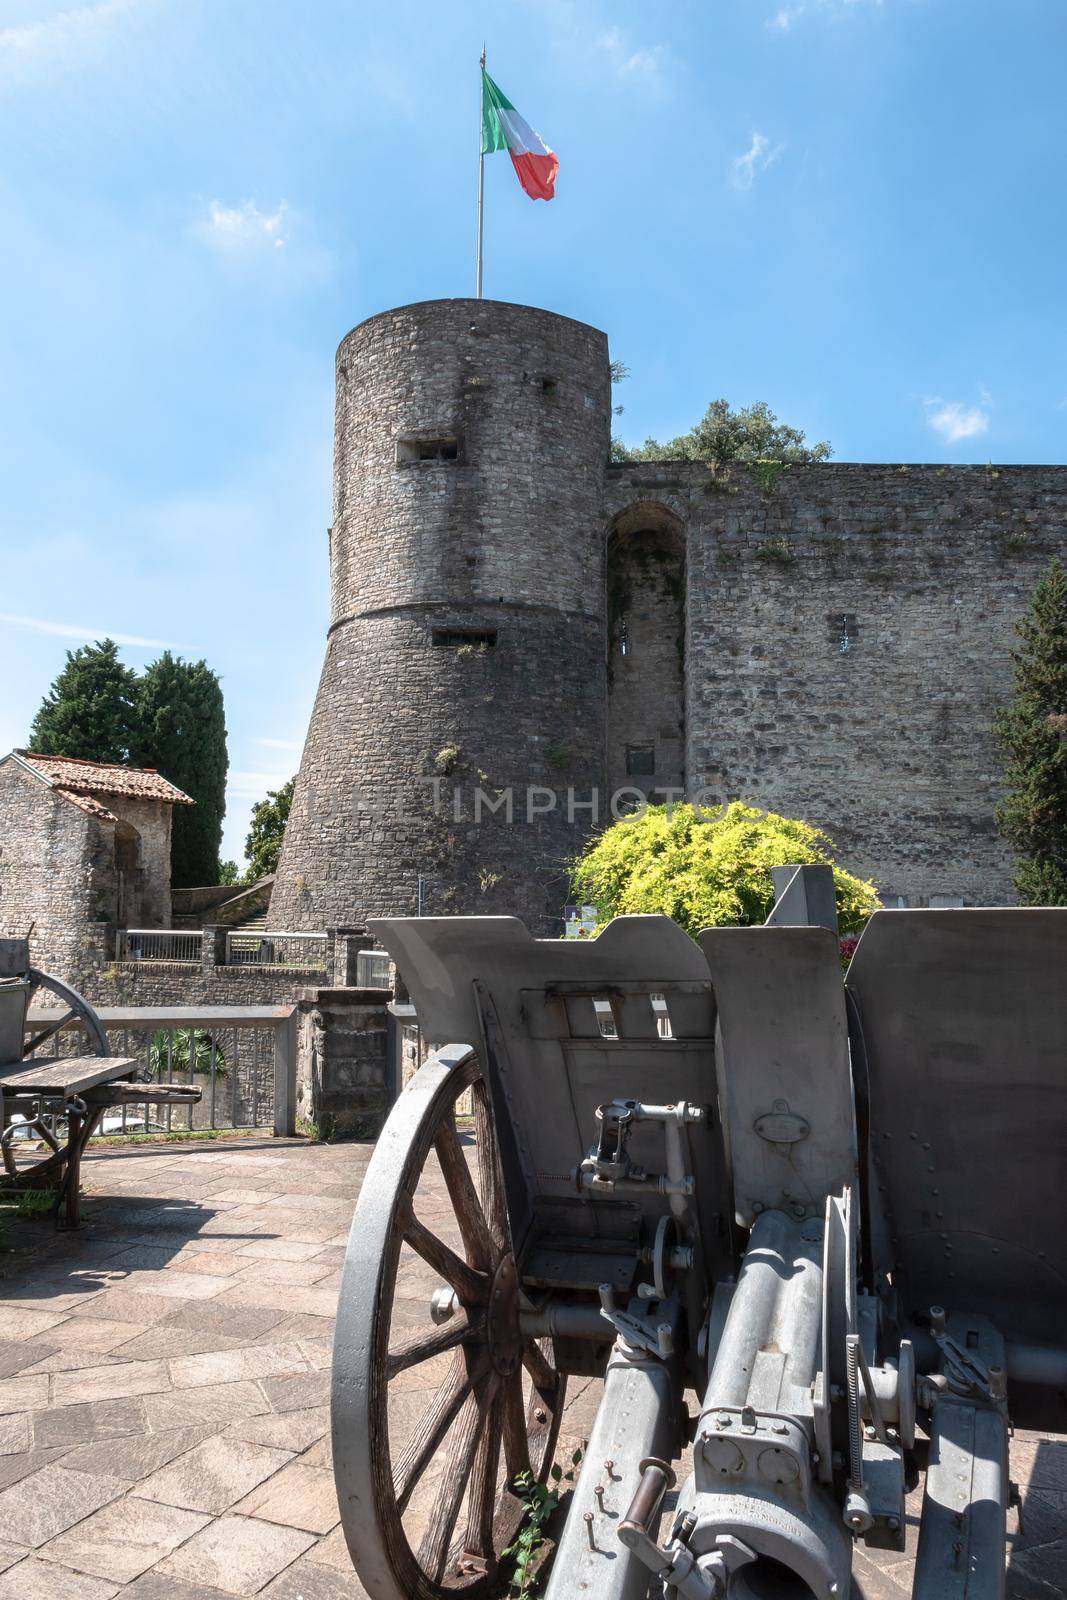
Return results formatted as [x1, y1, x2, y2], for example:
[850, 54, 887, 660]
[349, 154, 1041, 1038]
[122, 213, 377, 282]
[994, 557, 1067, 904]
[611, 398, 832, 466]
[134, 654, 228, 889]
[218, 860, 240, 886]
[572, 801, 878, 938]
[28, 639, 140, 762]
[245, 777, 295, 881]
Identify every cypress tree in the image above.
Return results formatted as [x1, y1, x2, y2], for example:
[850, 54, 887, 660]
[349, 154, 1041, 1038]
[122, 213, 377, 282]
[994, 557, 1067, 904]
[135, 654, 229, 888]
[28, 639, 139, 762]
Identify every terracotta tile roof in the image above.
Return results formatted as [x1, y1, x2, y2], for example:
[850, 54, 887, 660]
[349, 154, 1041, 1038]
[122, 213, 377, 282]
[13, 751, 195, 806]
[56, 790, 119, 821]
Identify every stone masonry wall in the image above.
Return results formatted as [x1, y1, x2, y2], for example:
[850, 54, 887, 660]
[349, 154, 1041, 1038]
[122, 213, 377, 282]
[108, 794, 173, 928]
[606, 461, 1067, 905]
[274, 604, 604, 933]
[273, 298, 612, 933]
[0, 760, 108, 980]
[81, 962, 316, 1010]
[275, 295, 1067, 932]
[607, 522, 686, 800]
[294, 989, 390, 1139]
[327, 298, 610, 622]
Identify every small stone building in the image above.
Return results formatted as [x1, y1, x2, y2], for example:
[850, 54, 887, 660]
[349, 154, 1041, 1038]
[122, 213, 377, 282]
[0, 751, 193, 981]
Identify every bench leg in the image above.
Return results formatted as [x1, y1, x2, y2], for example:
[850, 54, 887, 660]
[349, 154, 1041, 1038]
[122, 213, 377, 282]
[65, 1110, 82, 1229]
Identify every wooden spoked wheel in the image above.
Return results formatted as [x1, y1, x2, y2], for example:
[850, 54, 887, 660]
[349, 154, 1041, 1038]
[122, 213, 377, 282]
[21, 969, 109, 1059]
[332, 1044, 567, 1600]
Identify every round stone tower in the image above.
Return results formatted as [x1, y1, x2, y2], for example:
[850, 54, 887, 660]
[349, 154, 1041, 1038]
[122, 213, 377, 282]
[270, 298, 611, 934]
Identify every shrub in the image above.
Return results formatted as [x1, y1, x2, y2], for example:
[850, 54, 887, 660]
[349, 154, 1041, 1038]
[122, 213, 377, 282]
[571, 800, 879, 938]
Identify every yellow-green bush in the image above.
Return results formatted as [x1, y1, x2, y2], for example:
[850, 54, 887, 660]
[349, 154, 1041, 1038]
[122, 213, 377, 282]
[572, 801, 879, 937]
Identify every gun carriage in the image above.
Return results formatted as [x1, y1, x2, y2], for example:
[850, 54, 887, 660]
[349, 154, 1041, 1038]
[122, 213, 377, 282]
[331, 881, 1067, 1599]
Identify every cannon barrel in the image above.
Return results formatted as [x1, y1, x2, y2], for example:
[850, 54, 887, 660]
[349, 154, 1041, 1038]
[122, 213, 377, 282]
[688, 1209, 852, 1600]
[543, 1344, 681, 1600]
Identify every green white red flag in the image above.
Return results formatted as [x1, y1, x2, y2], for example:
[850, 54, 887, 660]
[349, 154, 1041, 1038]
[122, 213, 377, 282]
[480, 68, 558, 201]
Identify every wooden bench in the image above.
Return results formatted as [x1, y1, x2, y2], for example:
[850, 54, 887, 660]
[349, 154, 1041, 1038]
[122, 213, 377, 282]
[1, 939, 201, 1226]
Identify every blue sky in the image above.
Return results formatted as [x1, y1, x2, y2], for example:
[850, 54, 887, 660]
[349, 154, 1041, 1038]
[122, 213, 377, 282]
[2, 0, 1064, 867]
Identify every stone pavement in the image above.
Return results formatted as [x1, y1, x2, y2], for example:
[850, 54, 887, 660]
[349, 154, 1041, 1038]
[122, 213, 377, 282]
[0, 1136, 1061, 1599]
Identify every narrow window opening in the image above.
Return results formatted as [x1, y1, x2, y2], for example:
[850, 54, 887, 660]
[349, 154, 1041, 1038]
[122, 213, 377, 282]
[650, 993, 673, 1039]
[832, 612, 858, 654]
[592, 998, 618, 1039]
[396, 436, 459, 465]
[432, 627, 498, 649]
[541, 376, 558, 397]
[626, 744, 656, 777]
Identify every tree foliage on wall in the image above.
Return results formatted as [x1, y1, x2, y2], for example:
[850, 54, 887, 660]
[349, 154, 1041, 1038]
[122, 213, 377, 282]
[28, 637, 230, 887]
[133, 653, 228, 890]
[571, 801, 878, 936]
[28, 640, 140, 763]
[244, 777, 295, 882]
[994, 557, 1067, 904]
[611, 398, 832, 466]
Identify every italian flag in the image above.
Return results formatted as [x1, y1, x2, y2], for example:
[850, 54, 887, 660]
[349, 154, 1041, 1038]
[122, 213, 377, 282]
[481, 69, 558, 202]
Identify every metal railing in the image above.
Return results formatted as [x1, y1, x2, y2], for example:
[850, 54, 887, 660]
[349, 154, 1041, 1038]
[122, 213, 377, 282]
[116, 929, 203, 964]
[225, 931, 329, 972]
[356, 949, 392, 988]
[24, 1004, 297, 1137]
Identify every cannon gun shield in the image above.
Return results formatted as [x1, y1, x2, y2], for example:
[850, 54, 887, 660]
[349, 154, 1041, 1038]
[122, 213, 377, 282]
[847, 908, 1067, 1400]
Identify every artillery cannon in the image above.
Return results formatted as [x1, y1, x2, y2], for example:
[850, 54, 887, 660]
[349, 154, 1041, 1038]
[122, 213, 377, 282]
[331, 879, 1066, 1599]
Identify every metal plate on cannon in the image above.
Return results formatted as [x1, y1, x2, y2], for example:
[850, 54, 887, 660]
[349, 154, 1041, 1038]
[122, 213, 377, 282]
[699, 925, 857, 1227]
[522, 1242, 637, 1293]
[847, 907, 1067, 1348]
[369, 914, 735, 1282]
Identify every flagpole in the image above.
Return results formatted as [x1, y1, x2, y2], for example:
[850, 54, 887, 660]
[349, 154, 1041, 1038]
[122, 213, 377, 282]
[476, 46, 486, 299]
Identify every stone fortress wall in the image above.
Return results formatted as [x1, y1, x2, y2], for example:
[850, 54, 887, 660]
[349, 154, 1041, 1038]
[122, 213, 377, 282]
[271, 297, 1067, 933]
[605, 461, 1067, 906]
[271, 298, 612, 934]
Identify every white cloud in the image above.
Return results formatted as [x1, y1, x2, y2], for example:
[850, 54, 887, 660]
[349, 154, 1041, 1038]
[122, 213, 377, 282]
[0, 612, 172, 648]
[731, 132, 785, 190]
[597, 27, 665, 83]
[925, 398, 991, 444]
[0, 0, 139, 86]
[252, 736, 302, 752]
[195, 199, 289, 256]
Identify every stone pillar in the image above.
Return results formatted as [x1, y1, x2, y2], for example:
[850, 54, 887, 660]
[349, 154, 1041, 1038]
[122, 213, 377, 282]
[328, 927, 367, 988]
[295, 987, 391, 1140]
[201, 925, 228, 974]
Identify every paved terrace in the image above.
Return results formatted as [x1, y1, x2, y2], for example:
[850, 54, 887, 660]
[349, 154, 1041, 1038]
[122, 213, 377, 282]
[0, 1138, 1062, 1600]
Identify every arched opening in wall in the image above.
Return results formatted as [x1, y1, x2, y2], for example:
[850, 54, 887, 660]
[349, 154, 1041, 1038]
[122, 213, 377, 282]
[606, 503, 686, 804]
[113, 820, 142, 930]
